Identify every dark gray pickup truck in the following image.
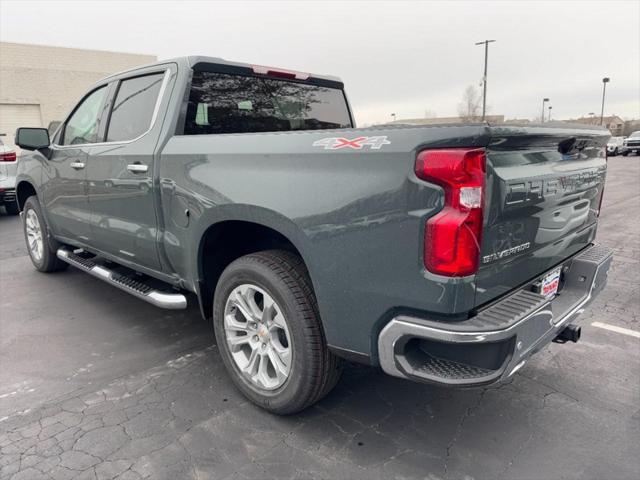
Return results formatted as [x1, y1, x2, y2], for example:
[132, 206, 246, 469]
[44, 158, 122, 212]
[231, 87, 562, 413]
[15, 56, 613, 414]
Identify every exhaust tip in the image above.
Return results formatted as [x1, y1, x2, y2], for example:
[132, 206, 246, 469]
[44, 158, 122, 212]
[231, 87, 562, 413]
[553, 324, 581, 344]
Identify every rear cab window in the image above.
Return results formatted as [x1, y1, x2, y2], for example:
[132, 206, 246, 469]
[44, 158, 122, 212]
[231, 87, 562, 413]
[184, 71, 352, 135]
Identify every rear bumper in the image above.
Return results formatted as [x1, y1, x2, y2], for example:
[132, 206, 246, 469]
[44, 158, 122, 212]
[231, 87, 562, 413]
[378, 244, 613, 386]
[0, 188, 16, 205]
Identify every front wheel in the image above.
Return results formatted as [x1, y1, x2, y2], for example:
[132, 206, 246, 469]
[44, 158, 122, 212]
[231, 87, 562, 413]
[23, 196, 68, 272]
[622, 151, 629, 156]
[213, 250, 342, 414]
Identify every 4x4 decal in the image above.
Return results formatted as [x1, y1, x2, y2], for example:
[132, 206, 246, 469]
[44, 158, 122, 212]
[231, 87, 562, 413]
[312, 136, 391, 150]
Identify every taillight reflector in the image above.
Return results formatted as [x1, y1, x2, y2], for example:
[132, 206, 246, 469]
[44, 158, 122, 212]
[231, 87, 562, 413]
[415, 148, 486, 277]
[0, 151, 17, 162]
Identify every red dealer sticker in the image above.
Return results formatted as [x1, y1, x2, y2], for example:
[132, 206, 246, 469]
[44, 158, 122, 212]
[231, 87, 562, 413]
[540, 268, 561, 298]
[312, 136, 391, 150]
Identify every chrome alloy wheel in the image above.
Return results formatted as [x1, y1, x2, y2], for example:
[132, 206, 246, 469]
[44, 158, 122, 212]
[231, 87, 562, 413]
[25, 209, 44, 263]
[224, 284, 292, 390]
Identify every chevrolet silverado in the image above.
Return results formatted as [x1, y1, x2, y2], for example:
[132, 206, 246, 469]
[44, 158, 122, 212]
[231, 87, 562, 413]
[14, 56, 613, 413]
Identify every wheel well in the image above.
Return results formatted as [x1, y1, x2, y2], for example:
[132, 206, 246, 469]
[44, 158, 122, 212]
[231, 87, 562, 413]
[16, 181, 37, 210]
[198, 220, 308, 318]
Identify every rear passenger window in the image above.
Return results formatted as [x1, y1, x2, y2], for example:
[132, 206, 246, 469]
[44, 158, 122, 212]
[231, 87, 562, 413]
[106, 73, 164, 142]
[184, 71, 352, 135]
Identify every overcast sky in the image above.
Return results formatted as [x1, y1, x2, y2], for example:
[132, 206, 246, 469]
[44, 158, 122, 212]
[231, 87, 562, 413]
[1, 0, 638, 125]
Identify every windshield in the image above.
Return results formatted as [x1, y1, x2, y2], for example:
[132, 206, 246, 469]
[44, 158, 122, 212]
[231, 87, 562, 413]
[184, 71, 352, 135]
[629, 131, 640, 138]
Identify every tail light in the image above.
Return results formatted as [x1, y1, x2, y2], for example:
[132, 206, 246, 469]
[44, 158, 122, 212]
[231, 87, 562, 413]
[597, 182, 605, 217]
[598, 148, 607, 217]
[415, 148, 486, 276]
[0, 151, 17, 162]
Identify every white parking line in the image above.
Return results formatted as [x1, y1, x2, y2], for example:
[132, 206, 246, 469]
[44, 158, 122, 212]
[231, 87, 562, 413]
[591, 322, 640, 339]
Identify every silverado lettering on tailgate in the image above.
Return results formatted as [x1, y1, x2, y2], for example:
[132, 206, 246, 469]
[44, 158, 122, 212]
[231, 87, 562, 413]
[482, 242, 531, 264]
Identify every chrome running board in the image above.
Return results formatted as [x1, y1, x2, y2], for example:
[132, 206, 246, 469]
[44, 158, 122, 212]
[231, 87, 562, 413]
[56, 248, 187, 310]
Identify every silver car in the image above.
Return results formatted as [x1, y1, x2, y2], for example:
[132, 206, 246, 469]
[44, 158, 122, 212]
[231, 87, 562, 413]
[0, 137, 19, 215]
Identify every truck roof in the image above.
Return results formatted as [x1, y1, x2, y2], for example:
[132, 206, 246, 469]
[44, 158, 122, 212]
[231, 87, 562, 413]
[99, 55, 343, 87]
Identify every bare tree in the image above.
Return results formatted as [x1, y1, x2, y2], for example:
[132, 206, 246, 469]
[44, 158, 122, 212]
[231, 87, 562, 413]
[457, 86, 481, 121]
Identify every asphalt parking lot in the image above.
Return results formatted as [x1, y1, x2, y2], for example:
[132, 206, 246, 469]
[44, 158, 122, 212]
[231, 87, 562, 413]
[1, 156, 639, 480]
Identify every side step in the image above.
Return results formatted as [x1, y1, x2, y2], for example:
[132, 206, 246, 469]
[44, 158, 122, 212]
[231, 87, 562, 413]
[56, 248, 187, 310]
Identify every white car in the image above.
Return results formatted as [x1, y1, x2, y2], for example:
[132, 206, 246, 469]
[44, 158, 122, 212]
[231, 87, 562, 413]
[606, 136, 625, 156]
[0, 137, 19, 215]
[621, 131, 640, 156]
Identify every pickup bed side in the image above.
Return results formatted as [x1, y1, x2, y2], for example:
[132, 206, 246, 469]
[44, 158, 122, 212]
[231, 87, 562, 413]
[159, 124, 492, 360]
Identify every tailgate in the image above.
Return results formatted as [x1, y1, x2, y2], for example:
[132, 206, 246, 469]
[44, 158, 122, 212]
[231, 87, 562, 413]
[475, 125, 609, 306]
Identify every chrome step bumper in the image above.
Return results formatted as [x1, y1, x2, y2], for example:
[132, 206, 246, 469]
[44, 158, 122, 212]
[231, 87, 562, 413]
[378, 244, 614, 386]
[56, 248, 187, 310]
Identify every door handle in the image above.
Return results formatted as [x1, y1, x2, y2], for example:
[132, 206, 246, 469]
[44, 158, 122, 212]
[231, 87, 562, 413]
[127, 164, 149, 174]
[70, 162, 85, 170]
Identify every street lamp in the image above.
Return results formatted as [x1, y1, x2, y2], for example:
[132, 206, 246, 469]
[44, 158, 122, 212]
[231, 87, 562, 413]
[475, 40, 496, 121]
[548, 106, 552, 122]
[600, 77, 610, 126]
[541, 98, 549, 123]
[391, 113, 397, 123]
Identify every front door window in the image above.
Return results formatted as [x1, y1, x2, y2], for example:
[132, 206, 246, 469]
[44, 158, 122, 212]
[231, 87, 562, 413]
[61, 86, 108, 145]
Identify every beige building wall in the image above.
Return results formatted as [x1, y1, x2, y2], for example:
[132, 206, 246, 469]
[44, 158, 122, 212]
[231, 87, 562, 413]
[0, 42, 156, 144]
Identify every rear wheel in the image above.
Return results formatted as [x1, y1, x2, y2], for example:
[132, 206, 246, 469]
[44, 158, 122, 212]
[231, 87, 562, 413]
[213, 249, 342, 414]
[23, 196, 68, 272]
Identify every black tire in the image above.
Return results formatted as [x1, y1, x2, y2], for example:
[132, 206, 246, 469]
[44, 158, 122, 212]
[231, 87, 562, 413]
[213, 249, 342, 414]
[22, 196, 68, 272]
[4, 201, 19, 215]
[622, 151, 629, 156]
[612, 148, 618, 156]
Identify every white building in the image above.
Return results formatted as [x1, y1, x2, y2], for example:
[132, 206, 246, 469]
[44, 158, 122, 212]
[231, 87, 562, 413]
[0, 42, 156, 147]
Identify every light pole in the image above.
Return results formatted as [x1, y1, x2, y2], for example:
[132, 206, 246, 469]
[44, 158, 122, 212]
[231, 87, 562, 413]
[548, 106, 552, 122]
[541, 98, 549, 123]
[391, 113, 397, 123]
[600, 77, 610, 126]
[475, 40, 496, 121]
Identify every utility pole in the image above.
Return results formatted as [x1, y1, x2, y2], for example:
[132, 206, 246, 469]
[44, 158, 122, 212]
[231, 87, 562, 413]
[600, 77, 610, 126]
[548, 105, 552, 122]
[475, 40, 496, 121]
[541, 98, 549, 123]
